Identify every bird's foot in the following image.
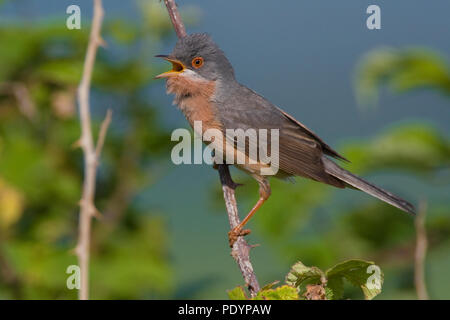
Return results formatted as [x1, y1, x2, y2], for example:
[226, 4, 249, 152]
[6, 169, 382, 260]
[228, 227, 251, 247]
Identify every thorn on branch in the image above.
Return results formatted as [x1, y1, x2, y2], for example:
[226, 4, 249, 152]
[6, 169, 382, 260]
[97, 37, 107, 48]
[73, 245, 82, 257]
[91, 206, 103, 220]
[95, 109, 112, 158]
[72, 138, 83, 149]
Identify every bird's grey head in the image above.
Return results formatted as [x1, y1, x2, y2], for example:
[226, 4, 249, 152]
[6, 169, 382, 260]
[155, 33, 235, 82]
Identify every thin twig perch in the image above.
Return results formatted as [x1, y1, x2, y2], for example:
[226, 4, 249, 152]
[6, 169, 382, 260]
[163, 0, 187, 38]
[414, 200, 429, 300]
[218, 165, 261, 295]
[75, 0, 111, 300]
[161, 0, 260, 296]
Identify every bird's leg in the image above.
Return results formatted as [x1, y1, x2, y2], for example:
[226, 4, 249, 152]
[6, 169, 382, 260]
[228, 177, 271, 247]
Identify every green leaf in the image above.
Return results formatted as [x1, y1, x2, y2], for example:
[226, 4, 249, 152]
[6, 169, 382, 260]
[285, 261, 325, 290]
[326, 259, 384, 300]
[362, 265, 384, 300]
[285, 261, 327, 299]
[260, 281, 280, 291]
[326, 276, 344, 300]
[254, 285, 299, 300]
[324, 287, 334, 300]
[227, 286, 247, 300]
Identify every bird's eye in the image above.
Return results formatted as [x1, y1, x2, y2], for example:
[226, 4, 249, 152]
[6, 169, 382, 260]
[191, 57, 204, 68]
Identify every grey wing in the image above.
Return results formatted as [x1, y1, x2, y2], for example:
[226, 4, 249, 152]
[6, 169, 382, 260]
[217, 85, 346, 188]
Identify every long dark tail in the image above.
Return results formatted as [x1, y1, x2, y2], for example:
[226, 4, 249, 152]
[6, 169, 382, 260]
[322, 157, 415, 215]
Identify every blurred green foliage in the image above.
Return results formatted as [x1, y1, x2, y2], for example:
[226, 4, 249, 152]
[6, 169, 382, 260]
[341, 123, 450, 175]
[354, 47, 450, 106]
[0, 1, 182, 299]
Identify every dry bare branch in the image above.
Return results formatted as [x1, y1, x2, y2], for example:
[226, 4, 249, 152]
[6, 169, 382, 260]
[218, 165, 261, 296]
[163, 0, 187, 38]
[75, 0, 110, 300]
[414, 200, 429, 300]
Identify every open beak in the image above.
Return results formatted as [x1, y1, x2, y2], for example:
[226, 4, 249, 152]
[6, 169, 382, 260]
[155, 55, 186, 79]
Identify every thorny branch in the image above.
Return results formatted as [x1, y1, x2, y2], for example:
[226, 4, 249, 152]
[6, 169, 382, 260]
[218, 165, 261, 296]
[161, 0, 260, 296]
[75, 0, 111, 300]
[414, 200, 429, 300]
[163, 0, 187, 38]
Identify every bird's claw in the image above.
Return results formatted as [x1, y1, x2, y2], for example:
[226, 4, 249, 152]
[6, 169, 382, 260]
[228, 227, 251, 247]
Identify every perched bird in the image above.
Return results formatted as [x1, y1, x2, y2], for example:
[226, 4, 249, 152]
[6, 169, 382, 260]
[156, 33, 415, 246]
